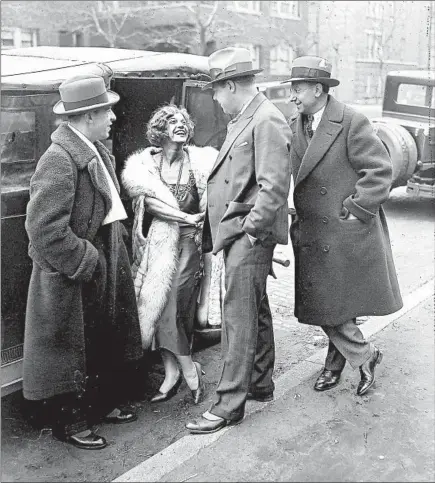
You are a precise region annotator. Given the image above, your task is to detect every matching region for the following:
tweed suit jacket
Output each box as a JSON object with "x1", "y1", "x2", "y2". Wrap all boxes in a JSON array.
[{"x1": 203, "y1": 92, "x2": 292, "y2": 255}]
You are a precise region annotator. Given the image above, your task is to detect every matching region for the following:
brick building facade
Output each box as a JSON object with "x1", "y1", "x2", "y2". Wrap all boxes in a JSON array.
[
  {"x1": 1, "y1": 1, "x2": 309, "y2": 82},
  {"x1": 307, "y1": 0, "x2": 432, "y2": 103}
]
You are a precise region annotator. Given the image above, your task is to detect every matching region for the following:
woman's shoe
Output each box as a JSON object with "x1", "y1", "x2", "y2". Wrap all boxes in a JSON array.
[
  {"x1": 191, "y1": 361, "x2": 205, "y2": 405},
  {"x1": 150, "y1": 373, "x2": 182, "y2": 403}
]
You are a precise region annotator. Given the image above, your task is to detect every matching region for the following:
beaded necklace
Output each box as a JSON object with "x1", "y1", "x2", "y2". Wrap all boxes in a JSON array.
[{"x1": 158, "y1": 150, "x2": 195, "y2": 202}]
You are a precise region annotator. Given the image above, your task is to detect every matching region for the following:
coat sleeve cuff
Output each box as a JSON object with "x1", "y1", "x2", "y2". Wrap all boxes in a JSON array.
[
  {"x1": 343, "y1": 196, "x2": 376, "y2": 223},
  {"x1": 67, "y1": 240, "x2": 99, "y2": 282}
]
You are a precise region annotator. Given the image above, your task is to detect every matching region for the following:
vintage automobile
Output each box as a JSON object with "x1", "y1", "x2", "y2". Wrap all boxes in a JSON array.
[
  {"x1": 257, "y1": 81, "x2": 296, "y2": 119},
  {"x1": 1, "y1": 46, "x2": 231, "y2": 396},
  {"x1": 371, "y1": 70, "x2": 435, "y2": 197}
]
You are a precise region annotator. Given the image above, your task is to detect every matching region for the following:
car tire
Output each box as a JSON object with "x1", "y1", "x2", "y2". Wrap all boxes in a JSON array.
[{"x1": 372, "y1": 121, "x2": 418, "y2": 188}]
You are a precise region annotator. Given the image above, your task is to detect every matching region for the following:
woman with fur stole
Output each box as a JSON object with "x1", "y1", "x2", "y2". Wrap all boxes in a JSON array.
[{"x1": 122, "y1": 105, "x2": 219, "y2": 404}]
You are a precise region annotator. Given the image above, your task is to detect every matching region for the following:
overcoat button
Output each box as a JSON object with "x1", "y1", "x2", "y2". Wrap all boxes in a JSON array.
[
  {"x1": 225, "y1": 179, "x2": 229, "y2": 184},
  {"x1": 322, "y1": 216, "x2": 329, "y2": 224},
  {"x1": 320, "y1": 187, "x2": 327, "y2": 195},
  {"x1": 322, "y1": 245, "x2": 330, "y2": 252},
  {"x1": 229, "y1": 155, "x2": 232, "y2": 160},
  {"x1": 225, "y1": 203, "x2": 229, "y2": 208}
]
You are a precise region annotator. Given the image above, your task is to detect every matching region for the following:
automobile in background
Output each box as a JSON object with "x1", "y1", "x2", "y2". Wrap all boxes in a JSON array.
[
  {"x1": 1, "y1": 46, "x2": 231, "y2": 397},
  {"x1": 257, "y1": 81, "x2": 296, "y2": 119},
  {"x1": 371, "y1": 70, "x2": 434, "y2": 198}
]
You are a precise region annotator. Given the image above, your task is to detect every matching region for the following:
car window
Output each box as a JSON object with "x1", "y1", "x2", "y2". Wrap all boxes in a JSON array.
[
  {"x1": 183, "y1": 84, "x2": 230, "y2": 150},
  {"x1": 267, "y1": 86, "x2": 290, "y2": 100},
  {"x1": 1, "y1": 110, "x2": 36, "y2": 192},
  {"x1": 396, "y1": 83, "x2": 428, "y2": 108}
]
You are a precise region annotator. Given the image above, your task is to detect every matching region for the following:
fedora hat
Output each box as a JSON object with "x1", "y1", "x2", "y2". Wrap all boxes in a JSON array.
[
  {"x1": 203, "y1": 47, "x2": 263, "y2": 89},
  {"x1": 53, "y1": 74, "x2": 120, "y2": 115},
  {"x1": 281, "y1": 56, "x2": 340, "y2": 87}
]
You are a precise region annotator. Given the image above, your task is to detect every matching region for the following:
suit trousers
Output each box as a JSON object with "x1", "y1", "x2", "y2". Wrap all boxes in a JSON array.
[
  {"x1": 322, "y1": 319, "x2": 373, "y2": 371},
  {"x1": 210, "y1": 234, "x2": 275, "y2": 421}
]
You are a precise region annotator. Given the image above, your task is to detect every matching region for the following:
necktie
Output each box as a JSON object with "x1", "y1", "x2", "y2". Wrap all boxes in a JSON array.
[{"x1": 305, "y1": 114, "x2": 314, "y2": 139}]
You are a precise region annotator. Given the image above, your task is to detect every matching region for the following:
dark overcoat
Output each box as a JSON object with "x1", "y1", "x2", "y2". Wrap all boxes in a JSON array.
[
  {"x1": 203, "y1": 92, "x2": 292, "y2": 255},
  {"x1": 289, "y1": 96, "x2": 403, "y2": 327},
  {"x1": 23, "y1": 122, "x2": 142, "y2": 401}
]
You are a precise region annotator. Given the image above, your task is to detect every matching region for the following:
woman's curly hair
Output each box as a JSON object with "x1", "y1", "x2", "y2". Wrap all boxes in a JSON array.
[{"x1": 146, "y1": 104, "x2": 195, "y2": 147}]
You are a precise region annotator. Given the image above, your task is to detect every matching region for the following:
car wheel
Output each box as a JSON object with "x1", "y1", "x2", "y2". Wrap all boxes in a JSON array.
[{"x1": 372, "y1": 121, "x2": 418, "y2": 188}]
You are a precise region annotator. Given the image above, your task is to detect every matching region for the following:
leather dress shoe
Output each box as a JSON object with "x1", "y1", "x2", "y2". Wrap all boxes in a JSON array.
[
  {"x1": 103, "y1": 409, "x2": 137, "y2": 424},
  {"x1": 185, "y1": 414, "x2": 244, "y2": 434},
  {"x1": 53, "y1": 431, "x2": 107, "y2": 450},
  {"x1": 150, "y1": 373, "x2": 182, "y2": 403},
  {"x1": 314, "y1": 369, "x2": 342, "y2": 391},
  {"x1": 191, "y1": 361, "x2": 206, "y2": 405},
  {"x1": 357, "y1": 347, "x2": 383, "y2": 396},
  {"x1": 247, "y1": 391, "x2": 274, "y2": 402}
]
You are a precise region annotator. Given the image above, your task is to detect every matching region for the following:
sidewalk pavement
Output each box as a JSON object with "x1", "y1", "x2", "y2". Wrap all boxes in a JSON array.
[{"x1": 116, "y1": 283, "x2": 434, "y2": 482}]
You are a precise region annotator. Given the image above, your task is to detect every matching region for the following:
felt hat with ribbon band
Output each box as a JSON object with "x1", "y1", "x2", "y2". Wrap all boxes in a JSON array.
[
  {"x1": 281, "y1": 56, "x2": 340, "y2": 87},
  {"x1": 53, "y1": 74, "x2": 120, "y2": 115},
  {"x1": 202, "y1": 47, "x2": 263, "y2": 89}
]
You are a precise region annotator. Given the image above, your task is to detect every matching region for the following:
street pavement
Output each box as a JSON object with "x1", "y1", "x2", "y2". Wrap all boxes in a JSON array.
[
  {"x1": 117, "y1": 294, "x2": 435, "y2": 483},
  {"x1": 1, "y1": 187, "x2": 433, "y2": 482}
]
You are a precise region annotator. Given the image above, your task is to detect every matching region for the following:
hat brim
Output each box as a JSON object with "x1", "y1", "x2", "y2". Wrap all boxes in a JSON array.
[
  {"x1": 53, "y1": 90, "x2": 120, "y2": 115},
  {"x1": 280, "y1": 77, "x2": 340, "y2": 87},
  {"x1": 202, "y1": 69, "x2": 263, "y2": 89}
]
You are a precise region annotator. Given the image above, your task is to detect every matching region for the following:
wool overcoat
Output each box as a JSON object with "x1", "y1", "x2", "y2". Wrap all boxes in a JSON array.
[
  {"x1": 23, "y1": 122, "x2": 142, "y2": 401},
  {"x1": 289, "y1": 95, "x2": 403, "y2": 326},
  {"x1": 202, "y1": 92, "x2": 292, "y2": 255}
]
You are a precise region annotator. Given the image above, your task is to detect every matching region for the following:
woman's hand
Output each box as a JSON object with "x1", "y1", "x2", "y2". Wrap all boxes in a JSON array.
[{"x1": 185, "y1": 212, "x2": 205, "y2": 227}]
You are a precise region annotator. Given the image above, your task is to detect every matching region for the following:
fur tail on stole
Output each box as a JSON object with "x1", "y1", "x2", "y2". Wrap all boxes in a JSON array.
[{"x1": 131, "y1": 196, "x2": 180, "y2": 349}]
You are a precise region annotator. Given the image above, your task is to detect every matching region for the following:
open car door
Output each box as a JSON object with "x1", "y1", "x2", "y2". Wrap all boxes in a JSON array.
[{"x1": 181, "y1": 79, "x2": 230, "y2": 151}]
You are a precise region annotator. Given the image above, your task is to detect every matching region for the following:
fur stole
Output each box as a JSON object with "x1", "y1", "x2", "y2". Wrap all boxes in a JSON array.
[{"x1": 122, "y1": 144, "x2": 218, "y2": 349}]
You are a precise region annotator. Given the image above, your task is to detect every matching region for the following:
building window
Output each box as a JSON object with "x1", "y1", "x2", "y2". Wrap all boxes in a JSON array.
[
  {"x1": 1, "y1": 28, "x2": 38, "y2": 49},
  {"x1": 231, "y1": 1, "x2": 261, "y2": 14},
  {"x1": 366, "y1": 75, "x2": 372, "y2": 97},
  {"x1": 366, "y1": 30, "x2": 383, "y2": 59},
  {"x1": 377, "y1": 77, "x2": 383, "y2": 99},
  {"x1": 234, "y1": 43, "x2": 261, "y2": 69},
  {"x1": 1, "y1": 29, "x2": 15, "y2": 49},
  {"x1": 270, "y1": 44, "x2": 294, "y2": 75},
  {"x1": 59, "y1": 30, "x2": 84, "y2": 47},
  {"x1": 270, "y1": 1, "x2": 300, "y2": 19}
]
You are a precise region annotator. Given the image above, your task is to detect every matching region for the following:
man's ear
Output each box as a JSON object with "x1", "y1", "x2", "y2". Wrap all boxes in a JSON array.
[
  {"x1": 85, "y1": 111, "x2": 95, "y2": 124},
  {"x1": 227, "y1": 80, "x2": 236, "y2": 92},
  {"x1": 314, "y1": 83, "x2": 323, "y2": 97}
]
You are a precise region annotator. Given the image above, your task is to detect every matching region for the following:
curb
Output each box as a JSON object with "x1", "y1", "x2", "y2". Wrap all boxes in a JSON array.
[{"x1": 114, "y1": 279, "x2": 434, "y2": 482}]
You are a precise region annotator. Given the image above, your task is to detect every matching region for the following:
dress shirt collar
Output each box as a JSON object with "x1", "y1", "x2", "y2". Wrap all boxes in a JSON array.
[
  {"x1": 68, "y1": 123, "x2": 99, "y2": 155},
  {"x1": 311, "y1": 104, "x2": 326, "y2": 131},
  {"x1": 227, "y1": 94, "x2": 257, "y2": 128}
]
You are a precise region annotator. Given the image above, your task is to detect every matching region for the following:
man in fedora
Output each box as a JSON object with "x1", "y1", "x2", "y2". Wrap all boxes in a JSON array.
[
  {"x1": 23, "y1": 74, "x2": 143, "y2": 449},
  {"x1": 283, "y1": 56, "x2": 403, "y2": 395},
  {"x1": 185, "y1": 47, "x2": 291, "y2": 434}
]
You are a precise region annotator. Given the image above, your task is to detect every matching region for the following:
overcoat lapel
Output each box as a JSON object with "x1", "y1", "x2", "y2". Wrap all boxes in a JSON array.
[
  {"x1": 52, "y1": 123, "x2": 113, "y2": 214},
  {"x1": 95, "y1": 142, "x2": 120, "y2": 192},
  {"x1": 294, "y1": 96, "x2": 344, "y2": 188},
  {"x1": 208, "y1": 93, "x2": 266, "y2": 179}
]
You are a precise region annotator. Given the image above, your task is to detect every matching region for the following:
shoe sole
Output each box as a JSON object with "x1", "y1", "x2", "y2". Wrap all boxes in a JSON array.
[
  {"x1": 314, "y1": 379, "x2": 340, "y2": 391},
  {"x1": 314, "y1": 383, "x2": 339, "y2": 392},
  {"x1": 53, "y1": 435, "x2": 108, "y2": 450},
  {"x1": 247, "y1": 395, "x2": 274, "y2": 402},
  {"x1": 187, "y1": 418, "x2": 244, "y2": 435},
  {"x1": 357, "y1": 351, "x2": 383, "y2": 396},
  {"x1": 103, "y1": 415, "x2": 138, "y2": 424}
]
